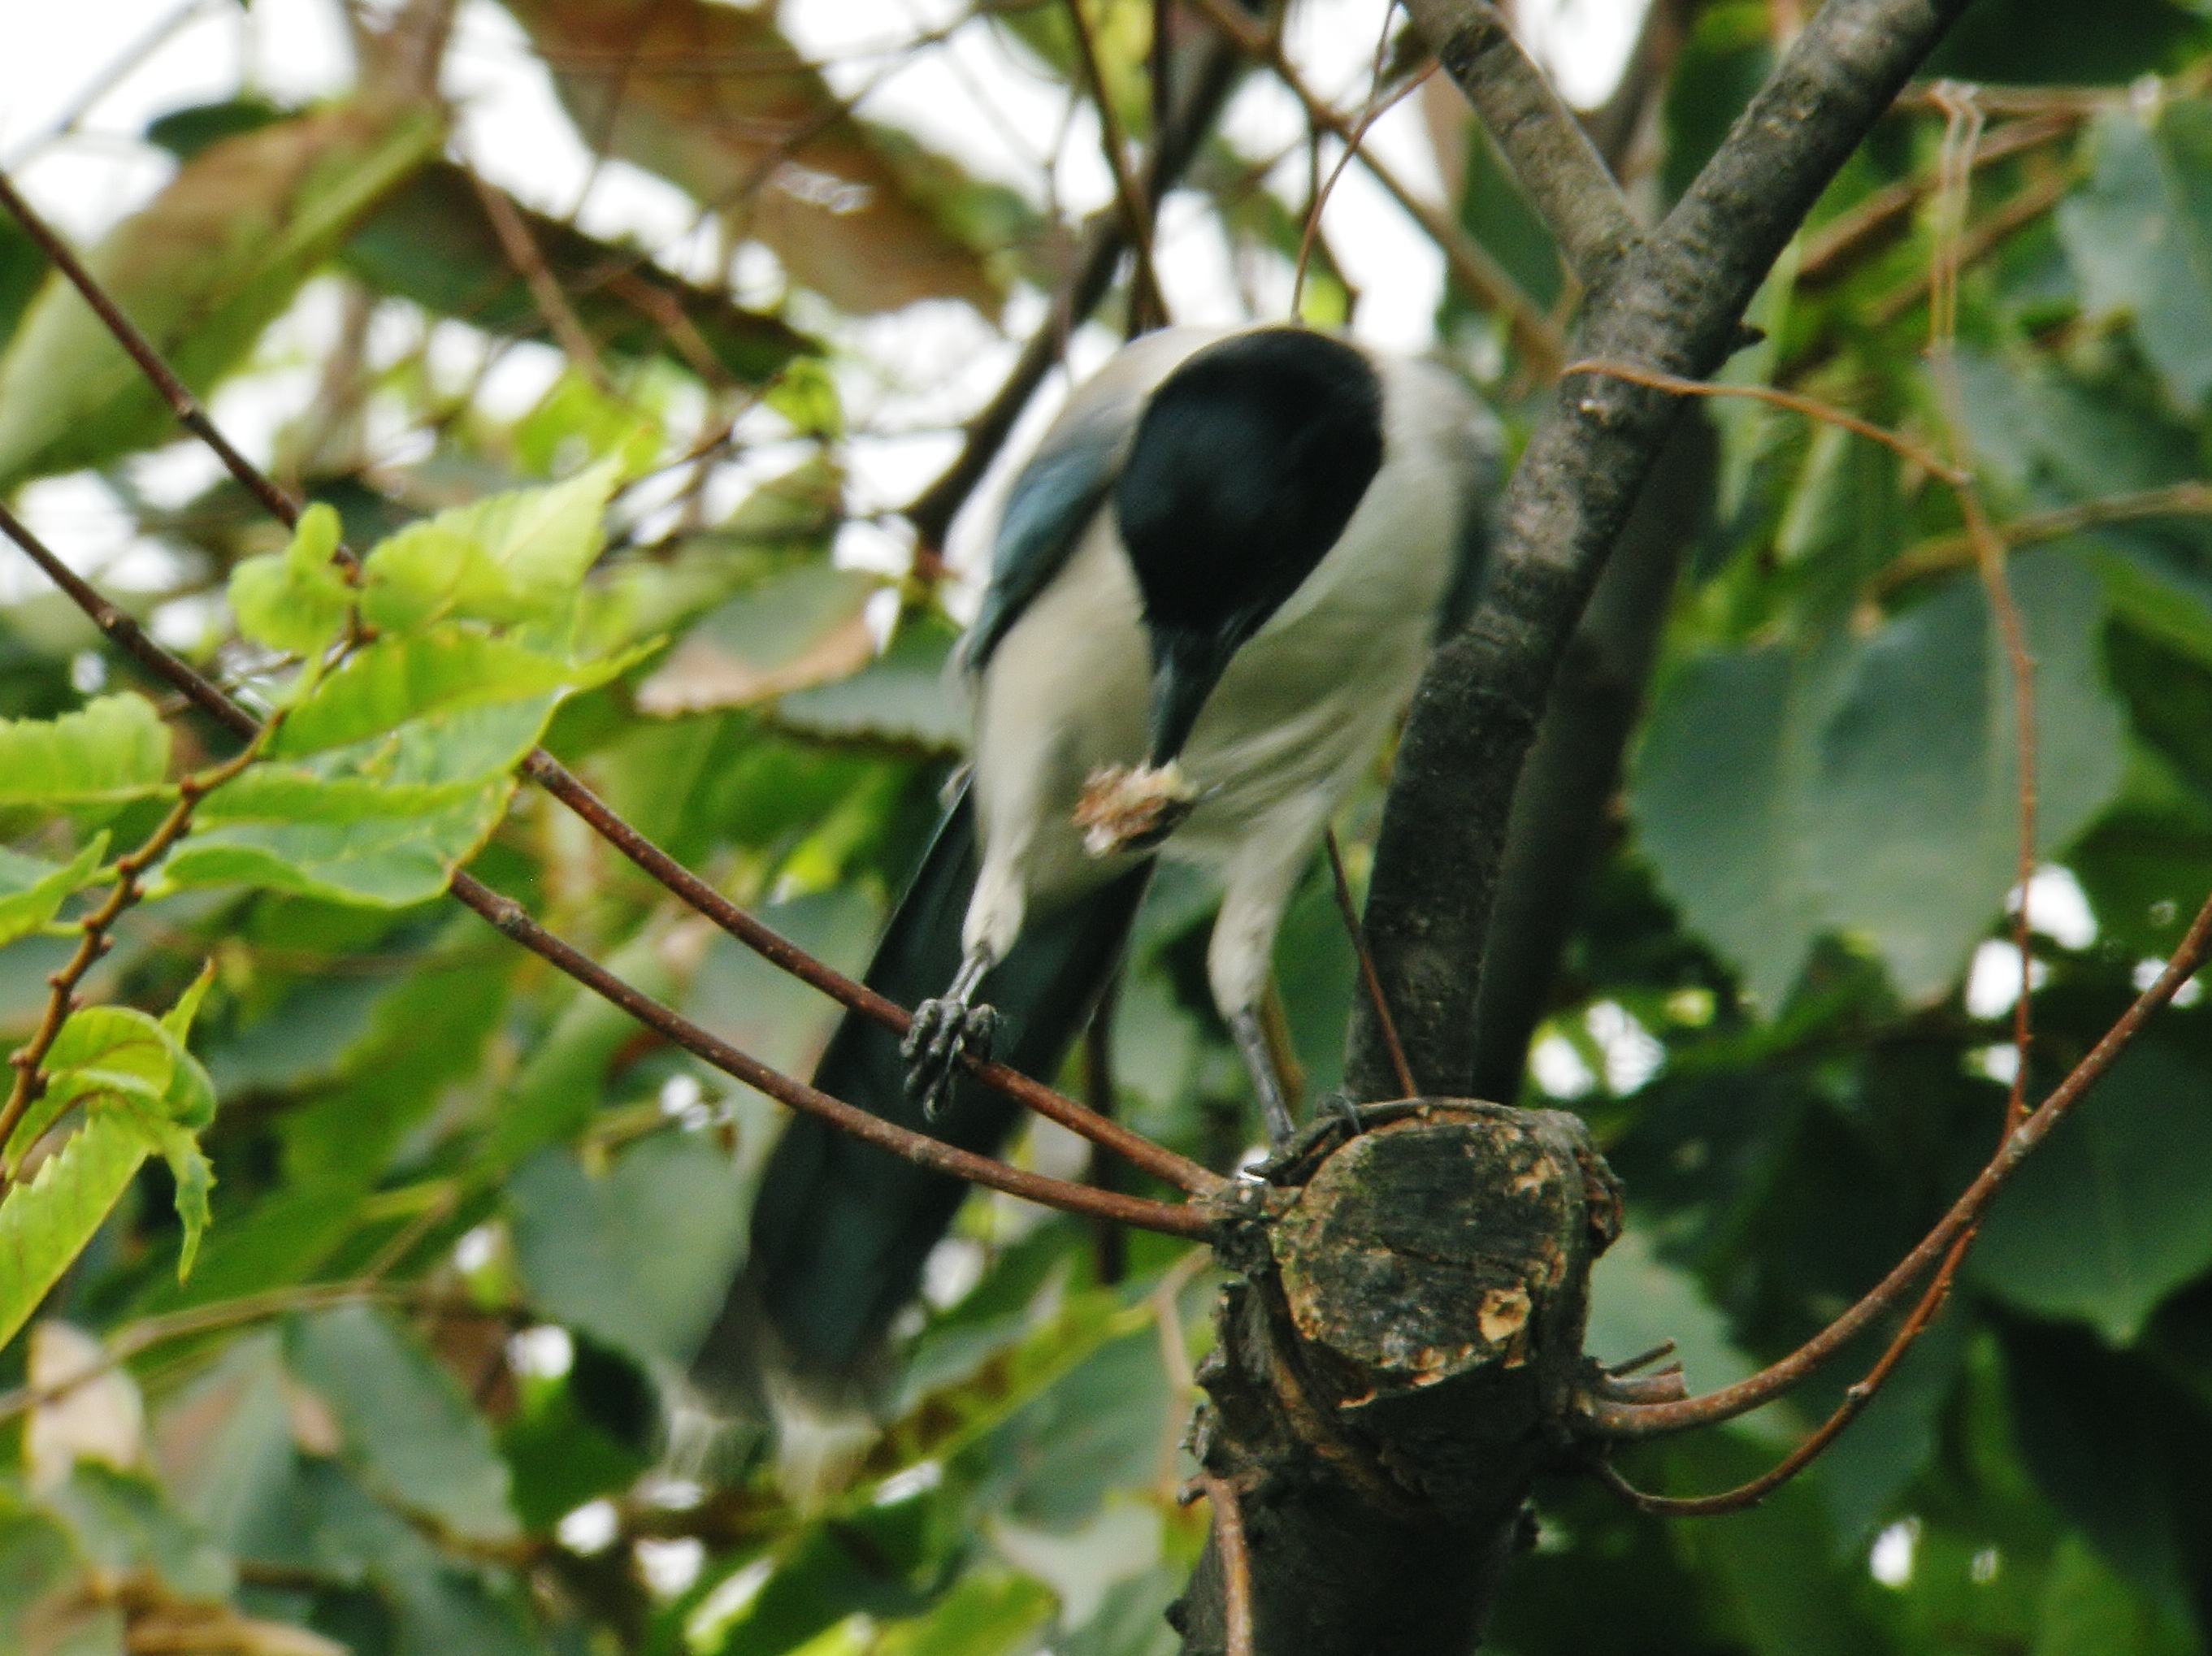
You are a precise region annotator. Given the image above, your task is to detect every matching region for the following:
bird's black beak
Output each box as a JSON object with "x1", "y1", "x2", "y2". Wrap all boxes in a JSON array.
[{"x1": 1146, "y1": 627, "x2": 1238, "y2": 767}]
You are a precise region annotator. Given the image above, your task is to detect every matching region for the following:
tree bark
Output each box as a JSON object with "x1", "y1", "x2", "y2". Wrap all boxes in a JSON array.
[{"x1": 1175, "y1": 1104, "x2": 1620, "y2": 1655}]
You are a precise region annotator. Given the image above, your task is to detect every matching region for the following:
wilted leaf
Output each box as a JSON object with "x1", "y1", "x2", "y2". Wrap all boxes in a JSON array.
[
  {"x1": 498, "y1": 0, "x2": 1000, "y2": 314},
  {"x1": 775, "y1": 612, "x2": 966, "y2": 752},
  {"x1": 0, "y1": 835, "x2": 107, "y2": 950},
  {"x1": 0, "y1": 696, "x2": 169, "y2": 812},
  {"x1": 636, "y1": 563, "x2": 877, "y2": 716},
  {"x1": 340, "y1": 159, "x2": 814, "y2": 384},
  {"x1": 0, "y1": 100, "x2": 443, "y2": 487}
]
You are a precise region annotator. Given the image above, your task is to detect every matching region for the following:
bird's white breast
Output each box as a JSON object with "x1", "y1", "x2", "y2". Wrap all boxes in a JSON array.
[{"x1": 962, "y1": 351, "x2": 1481, "y2": 963}]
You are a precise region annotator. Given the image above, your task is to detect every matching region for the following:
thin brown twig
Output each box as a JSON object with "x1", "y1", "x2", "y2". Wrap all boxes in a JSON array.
[
  {"x1": 1564, "y1": 358, "x2": 1968, "y2": 484},
  {"x1": 0, "y1": 169, "x2": 306, "y2": 534},
  {"x1": 0, "y1": 736, "x2": 266, "y2": 1181},
  {"x1": 1292, "y1": 11, "x2": 1420, "y2": 317},
  {"x1": 1926, "y1": 81, "x2": 2037, "y2": 1132},
  {"x1": 0, "y1": 180, "x2": 1217, "y2": 1201},
  {"x1": 519, "y1": 753, "x2": 1222, "y2": 1194},
  {"x1": 1879, "y1": 481, "x2": 2212, "y2": 592},
  {"x1": 1588, "y1": 880, "x2": 2212, "y2": 1439},
  {"x1": 1795, "y1": 111, "x2": 2075, "y2": 287},
  {"x1": 1061, "y1": 0, "x2": 1167, "y2": 332},
  {"x1": 0, "y1": 1280, "x2": 518, "y2": 1427},
  {"x1": 1863, "y1": 163, "x2": 2073, "y2": 331},
  {"x1": 1186, "y1": 1473, "x2": 1256, "y2": 1656},
  {"x1": 1323, "y1": 830, "x2": 1416, "y2": 1100},
  {"x1": 1598, "y1": 1228, "x2": 1972, "y2": 1514}
]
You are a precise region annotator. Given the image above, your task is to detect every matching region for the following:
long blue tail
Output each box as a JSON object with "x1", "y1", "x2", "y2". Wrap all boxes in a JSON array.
[{"x1": 689, "y1": 791, "x2": 1151, "y2": 1400}]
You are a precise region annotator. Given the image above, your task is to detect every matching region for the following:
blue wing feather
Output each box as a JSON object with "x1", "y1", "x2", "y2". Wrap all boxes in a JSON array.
[{"x1": 964, "y1": 383, "x2": 1147, "y2": 670}]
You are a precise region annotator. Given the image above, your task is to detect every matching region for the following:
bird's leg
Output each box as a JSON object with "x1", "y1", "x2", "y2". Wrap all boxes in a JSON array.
[
  {"x1": 904, "y1": 949, "x2": 1000, "y2": 1121},
  {"x1": 1229, "y1": 1007, "x2": 1298, "y2": 1147}
]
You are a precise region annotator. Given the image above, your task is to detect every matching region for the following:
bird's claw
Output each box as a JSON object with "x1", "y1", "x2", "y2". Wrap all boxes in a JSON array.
[{"x1": 902, "y1": 997, "x2": 1000, "y2": 1119}]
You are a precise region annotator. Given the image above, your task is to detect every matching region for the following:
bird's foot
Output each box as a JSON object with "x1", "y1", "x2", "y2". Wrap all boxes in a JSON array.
[{"x1": 902, "y1": 996, "x2": 1000, "y2": 1119}]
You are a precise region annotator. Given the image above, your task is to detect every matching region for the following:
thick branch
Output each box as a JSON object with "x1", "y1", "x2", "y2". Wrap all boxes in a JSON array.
[
  {"x1": 1400, "y1": 0, "x2": 1636, "y2": 284},
  {"x1": 1348, "y1": 0, "x2": 1976, "y2": 1100}
]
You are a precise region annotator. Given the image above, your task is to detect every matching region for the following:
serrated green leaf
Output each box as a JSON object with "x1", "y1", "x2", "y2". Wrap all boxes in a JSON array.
[
  {"x1": 162, "y1": 777, "x2": 514, "y2": 907},
  {"x1": 271, "y1": 626, "x2": 637, "y2": 758},
  {"x1": 361, "y1": 458, "x2": 624, "y2": 637},
  {"x1": 206, "y1": 696, "x2": 559, "y2": 825},
  {"x1": 145, "y1": 1117, "x2": 214, "y2": 1279},
  {"x1": 227, "y1": 501, "x2": 353, "y2": 655},
  {"x1": 0, "y1": 695, "x2": 169, "y2": 810},
  {"x1": 0, "y1": 832, "x2": 106, "y2": 947},
  {"x1": 0, "y1": 1104, "x2": 150, "y2": 1349},
  {"x1": 37, "y1": 1005, "x2": 177, "y2": 1117}
]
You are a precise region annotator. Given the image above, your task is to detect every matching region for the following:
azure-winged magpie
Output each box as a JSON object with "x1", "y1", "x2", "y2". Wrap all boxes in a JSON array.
[{"x1": 691, "y1": 323, "x2": 1499, "y2": 1407}]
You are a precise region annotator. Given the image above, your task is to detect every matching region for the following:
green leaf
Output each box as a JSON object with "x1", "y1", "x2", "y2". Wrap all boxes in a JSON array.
[
  {"x1": 0, "y1": 102, "x2": 443, "y2": 488},
  {"x1": 872, "y1": 1570, "x2": 1056, "y2": 1656},
  {"x1": 0, "y1": 694, "x2": 169, "y2": 811},
  {"x1": 1971, "y1": 1039, "x2": 2212, "y2": 1342},
  {"x1": 1633, "y1": 553, "x2": 2127, "y2": 1010},
  {"x1": 0, "y1": 1104, "x2": 151, "y2": 1349},
  {"x1": 0, "y1": 833, "x2": 106, "y2": 947},
  {"x1": 226, "y1": 501, "x2": 353, "y2": 656},
  {"x1": 507, "y1": 1133, "x2": 751, "y2": 1369},
  {"x1": 162, "y1": 776, "x2": 514, "y2": 907},
  {"x1": 44, "y1": 1464, "x2": 233, "y2": 1601},
  {"x1": 359, "y1": 457, "x2": 624, "y2": 635},
  {"x1": 271, "y1": 626, "x2": 635, "y2": 758},
  {"x1": 208, "y1": 696, "x2": 559, "y2": 823},
  {"x1": 37, "y1": 1005, "x2": 179, "y2": 1119},
  {"x1": 287, "y1": 1303, "x2": 518, "y2": 1541},
  {"x1": 2031, "y1": 1533, "x2": 2200, "y2": 1656},
  {"x1": 2058, "y1": 100, "x2": 2212, "y2": 414}
]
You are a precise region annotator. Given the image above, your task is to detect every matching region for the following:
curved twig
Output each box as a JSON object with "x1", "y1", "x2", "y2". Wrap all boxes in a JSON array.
[
  {"x1": 0, "y1": 514, "x2": 1212, "y2": 1242},
  {"x1": 0, "y1": 168, "x2": 1221, "y2": 1199},
  {"x1": 1588, "y1": 882, "x2": 2212, "y2": 1439}
]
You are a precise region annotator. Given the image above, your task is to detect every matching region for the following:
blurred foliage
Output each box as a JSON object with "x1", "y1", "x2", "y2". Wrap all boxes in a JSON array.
[{"x1": 0, "y1": 0, "x2": 2209, "y2": 1653}]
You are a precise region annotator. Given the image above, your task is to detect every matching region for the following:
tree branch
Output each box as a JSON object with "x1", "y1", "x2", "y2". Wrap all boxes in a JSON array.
[
  {"x1": 1347, "y1": 0, "x2": 1977, "y2": 1100},
  {"x1": 1399, "y1": 0, "x2": 1636, "y2": 285}
]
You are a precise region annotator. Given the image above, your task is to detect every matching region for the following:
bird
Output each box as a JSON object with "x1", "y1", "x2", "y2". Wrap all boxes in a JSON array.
[{"x1": 688, "y1": 322, "x2": 1501, "y2": 1415}]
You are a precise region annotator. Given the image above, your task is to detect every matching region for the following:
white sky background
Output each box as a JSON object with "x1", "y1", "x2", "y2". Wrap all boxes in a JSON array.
[{"x1": 0, "y1": 0, "x2": 1646, "y2": 609}]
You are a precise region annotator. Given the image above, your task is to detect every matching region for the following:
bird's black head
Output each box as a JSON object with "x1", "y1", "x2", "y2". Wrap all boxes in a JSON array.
[{"x1": 1112, "y1": 327, "x2": 1386, "y2": 764}]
